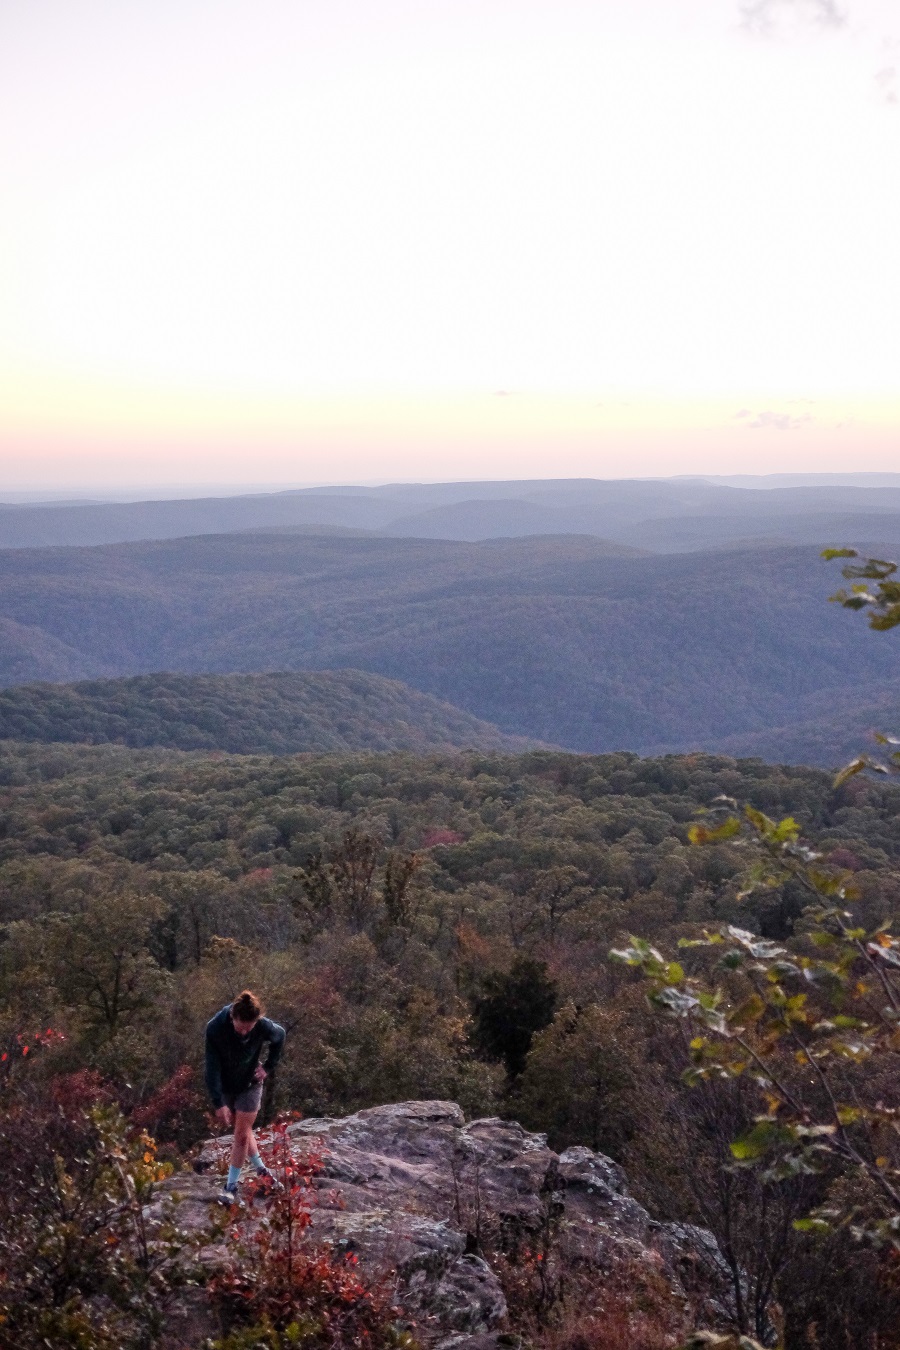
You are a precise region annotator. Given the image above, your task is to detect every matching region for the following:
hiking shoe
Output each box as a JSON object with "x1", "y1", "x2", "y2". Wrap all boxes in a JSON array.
[
  {"x1": 251, "y1": 1165, "x2": 283, "y2": 1194},
  {"x1": 216, "y1": 1182, "x2": 243, "y2": 1207}
]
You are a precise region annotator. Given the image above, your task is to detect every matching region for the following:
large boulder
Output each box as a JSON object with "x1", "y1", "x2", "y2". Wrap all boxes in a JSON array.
[{"x1": 147, "y1": 1100, "x2": 737, "y2": 1347}]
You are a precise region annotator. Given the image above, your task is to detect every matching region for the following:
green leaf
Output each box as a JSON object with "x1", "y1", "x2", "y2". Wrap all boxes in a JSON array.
[
  {"x1": 821, "y1": 548, "x2": 858, "y2": 560},
  {"x1": 732, "y1": 993, "x2": 765, "y2": 1026},
  {"x1": 744, "y1": 805, "x2": 774, "y2": 835},
  {"x1": 722, "y1": 925, "x2": 787, "y2": 960},
  {"x1": 870, "y1": 606, "x2": 900, "y2": 631},
  {"x1": 833, "y1": 757, "x2": 867, "y2": 789},
  {"x1": 730, "y1": 1120, "x2": 791, "y2": 1161},
  {"x1": 609, "y1": 947, "x2": 640, "y2": 966},
  {"x1": 770, "y1": 960, "x2": 802, "y2": 979},
  {"x1": 651, "y1": 986, "x2": 700, "y2": 1017},
  {"x1": 610, "y1": 937, "x2": 665, "y2": 967},
  {"x1": 842, "y1": 557, "x2": 897, "y2": 580},
  {"x1": 688, "y1": 816, "x2": 741, "y2": 845},
  {"x1": 830, "y1": 591, "x2": 872, "y2": 609},
  {"x1": 793, "y1": 1217, "x2": 831, "y2": 1234}
]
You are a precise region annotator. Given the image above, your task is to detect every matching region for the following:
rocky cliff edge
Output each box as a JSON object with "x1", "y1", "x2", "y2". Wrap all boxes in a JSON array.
[{"x1": 146, "y1": 1100, "x2": 737, "y2": 1347}]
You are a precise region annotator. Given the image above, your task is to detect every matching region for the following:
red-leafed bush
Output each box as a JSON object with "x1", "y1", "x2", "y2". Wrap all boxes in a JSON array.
[
  {"x1": 420, "y1": 828, "x2": 464, "y2": 848},
  {"x1": 827, "y1": 846, "x2": 862, "y2": 871},
  {"x1": 0, "y1": 1046, "x2": 198, "y2": 1350},
  {"x1": 244, "y1": 867, "x2": 274, "y2": 884},
  {"x1": 491, "y1": 1239, "x2": 687, "y2": 1350},
  {"x1": 49, "y1": 1067, "x2": 116, "y2": 1116},
  {"x1": 129, "y1": 1063, "x2": 208, "y2": 1148},
  {"x1": 209, "y1": 1121, "x2": 411, "y2": 1349},
  {"x1": 0, "y1": 1026, "x2": 65, "y2": 1087}
]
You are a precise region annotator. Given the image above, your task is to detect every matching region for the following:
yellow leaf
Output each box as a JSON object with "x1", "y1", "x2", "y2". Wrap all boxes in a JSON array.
[{"x1": 833, "y1": 758, "x2": 867, "y2": 789}]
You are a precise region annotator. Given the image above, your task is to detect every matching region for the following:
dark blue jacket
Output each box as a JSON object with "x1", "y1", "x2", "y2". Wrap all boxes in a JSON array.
[{"x1": 204, "y1": 1005, "x2": 285, "y2": 1107}]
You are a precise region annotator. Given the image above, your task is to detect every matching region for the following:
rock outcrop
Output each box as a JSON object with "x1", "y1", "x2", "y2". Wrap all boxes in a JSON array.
[{"x1": 147, "y1": 1100, "x2": 736, "y2": 1347}]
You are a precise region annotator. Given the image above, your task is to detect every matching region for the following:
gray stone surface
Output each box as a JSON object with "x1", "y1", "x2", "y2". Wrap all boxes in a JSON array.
[{"x1": 149, "y1": 1099, "x2": 737, "y2": 1344}]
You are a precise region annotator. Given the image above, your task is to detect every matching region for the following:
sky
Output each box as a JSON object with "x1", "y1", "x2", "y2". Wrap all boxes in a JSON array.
[{"x1": 1, "y1": 0, "x2": 899, "y2": 492}]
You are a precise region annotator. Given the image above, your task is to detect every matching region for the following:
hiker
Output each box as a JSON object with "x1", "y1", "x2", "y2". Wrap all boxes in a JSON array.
[{"x1": 204, "y1": 988, "x2": 286, "y2": 1203}]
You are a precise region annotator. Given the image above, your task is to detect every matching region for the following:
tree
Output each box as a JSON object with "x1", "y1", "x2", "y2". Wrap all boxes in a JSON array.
[
  {"x1": 528, "y1": 866, "x2": 592, "y2": 946},
  {"x1": 151, "y1": 870, "x2": 230, "y2": 968},
  {"x1": 296, "y1": 829, "x2": 383, "y2": 932},
  {"x1": 381, "y1": 848, "x2": 424, "y2": 929},
  {"x1": 472, "y1": 956, "x2": 557, "y2": 1077},
  {"x1": 515, "y1": 1000, "x2": 637, "y2": 1154},
  {"x1": 8, "y1": 892, "x2": 172, "y2": 1042}
]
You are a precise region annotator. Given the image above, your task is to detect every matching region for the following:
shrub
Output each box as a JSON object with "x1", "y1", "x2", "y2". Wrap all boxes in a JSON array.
[
  {"x1": 208, "y1": 1121, "x2": 415, "y2": 1349},
  {"x1": 0, "y1": 1089, "x2": 197, "y2": 1350}
]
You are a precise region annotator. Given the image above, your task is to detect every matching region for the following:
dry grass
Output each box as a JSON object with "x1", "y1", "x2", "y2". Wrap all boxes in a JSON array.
[{"x1": 491, "y1": 1247, "x2": 689, "y2": 1350}]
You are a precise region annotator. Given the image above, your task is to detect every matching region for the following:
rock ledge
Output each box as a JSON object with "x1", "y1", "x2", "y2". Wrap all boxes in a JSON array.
[{"x1": 149, "y1": 1100, "x2": 734, "y2": 1347}]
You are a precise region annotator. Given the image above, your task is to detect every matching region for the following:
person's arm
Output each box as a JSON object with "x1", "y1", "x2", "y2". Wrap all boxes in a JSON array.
[
  {"x1": 262, "y1": 1019, "x2": 286, "y2": 1074},
  {"x1": 204, "y1": 1024, "x2": 225, "y2": 1109}
]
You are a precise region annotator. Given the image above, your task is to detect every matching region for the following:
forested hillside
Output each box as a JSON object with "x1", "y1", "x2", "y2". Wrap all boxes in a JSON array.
[
  {"x1": 5, "y1": 741, "x2": 899, "y2": 1113},
  {"x1": 1, "y1": 531, "x2": 897, "y2": 757},
  {"x1": 712, "y1": 686, "x2": 900, "y2": 767},
  {"x1": 0, "y1": 670, "x2": 537, "y2": 754},
  {"x1": 3, "y1": 741, "x2": 900, "y2": 1344}
]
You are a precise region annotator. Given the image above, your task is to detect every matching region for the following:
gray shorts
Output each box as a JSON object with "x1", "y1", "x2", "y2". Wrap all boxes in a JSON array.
[{"x1": 223, "y1": 1083, "x2": 263, "y2": 1115}]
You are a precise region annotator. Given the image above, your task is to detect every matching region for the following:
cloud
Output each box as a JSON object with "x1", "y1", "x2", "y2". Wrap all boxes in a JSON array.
[
  {"x1": 746, "y1": 409, "x2": 814, "y2": 430},
  {"x1": 875, "y1": 62, "x2": 899, "y2": 106},
  {"x1": 740, "y1": 0, "x2": 847, "y2": 36}
]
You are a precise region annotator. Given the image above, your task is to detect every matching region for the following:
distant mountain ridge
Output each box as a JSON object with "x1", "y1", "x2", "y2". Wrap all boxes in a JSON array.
[
  {"x1": 4, "y1": 475, "x2": 900, "y2": 554},
  {"x1": 1, "y1": 531, "x2": 897, "y2": 758},
  {"x1": 0, "y1": 670, "x2": 540, "y2": 755}
]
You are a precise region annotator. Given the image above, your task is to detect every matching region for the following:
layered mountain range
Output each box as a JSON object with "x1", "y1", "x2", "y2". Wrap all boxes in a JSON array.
[
  {"x1": 5, "y1": 474, "x2": 900, "y2": 555},
  {"x1": 1, "y1": 520, "x2": 897, "y2": 765}
]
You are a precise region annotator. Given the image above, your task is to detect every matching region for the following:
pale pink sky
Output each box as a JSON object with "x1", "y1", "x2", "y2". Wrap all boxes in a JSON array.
[{"x1": 1, "y1": 0, "x2": 898, "y2": 489}]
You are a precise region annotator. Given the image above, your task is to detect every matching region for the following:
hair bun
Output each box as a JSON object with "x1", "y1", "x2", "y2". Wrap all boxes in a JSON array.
[{"x1": 231, "y1": 989, "x2": 263, "y2": 1021}]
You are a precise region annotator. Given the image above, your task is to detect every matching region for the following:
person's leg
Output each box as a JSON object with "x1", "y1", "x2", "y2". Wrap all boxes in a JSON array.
[
  {"x1": 246, "y1": 1126, "x2": 263, "y2": 1168},
  {"x1": 230, "y1": 1110, "x2": 257, "y2": 1170}
]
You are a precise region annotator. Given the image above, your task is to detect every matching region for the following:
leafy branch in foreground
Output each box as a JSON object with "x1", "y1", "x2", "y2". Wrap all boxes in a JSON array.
[
  {"x1": 819, "y1": 550, "x2": 900, "y2": 786},
  {"x1": 612, "y1": 803, "x2": 900, "y2": 1245},
  {"x1": 822, "y1": 550, "x2": 900, "y2": 632}
]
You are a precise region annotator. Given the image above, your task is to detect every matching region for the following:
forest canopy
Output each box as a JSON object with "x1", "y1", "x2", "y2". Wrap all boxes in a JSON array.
[
  {"x1": 0, "y1": 670, "x2": 536, "y2": 755},
  {"x1": 4, "y1": 740, "x2": 900, "y2": 1345}
]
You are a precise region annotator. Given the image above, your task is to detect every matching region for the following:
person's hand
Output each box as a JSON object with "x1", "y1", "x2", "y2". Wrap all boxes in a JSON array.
[
  {"x1": 215, "y1": 1104, "x2": 234, "y2": 1129},
  {"x1": 253, "y1": 1065, "x2": 267, "y2": 1083}
]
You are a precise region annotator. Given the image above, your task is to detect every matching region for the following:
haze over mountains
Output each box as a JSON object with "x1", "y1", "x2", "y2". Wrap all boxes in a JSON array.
[
  {"x1": 5, "y1": 474, "x2": 900, "y2": 556},
  {"x1": 1, "y1": 509, "x2": 899, "y2": 766}
]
